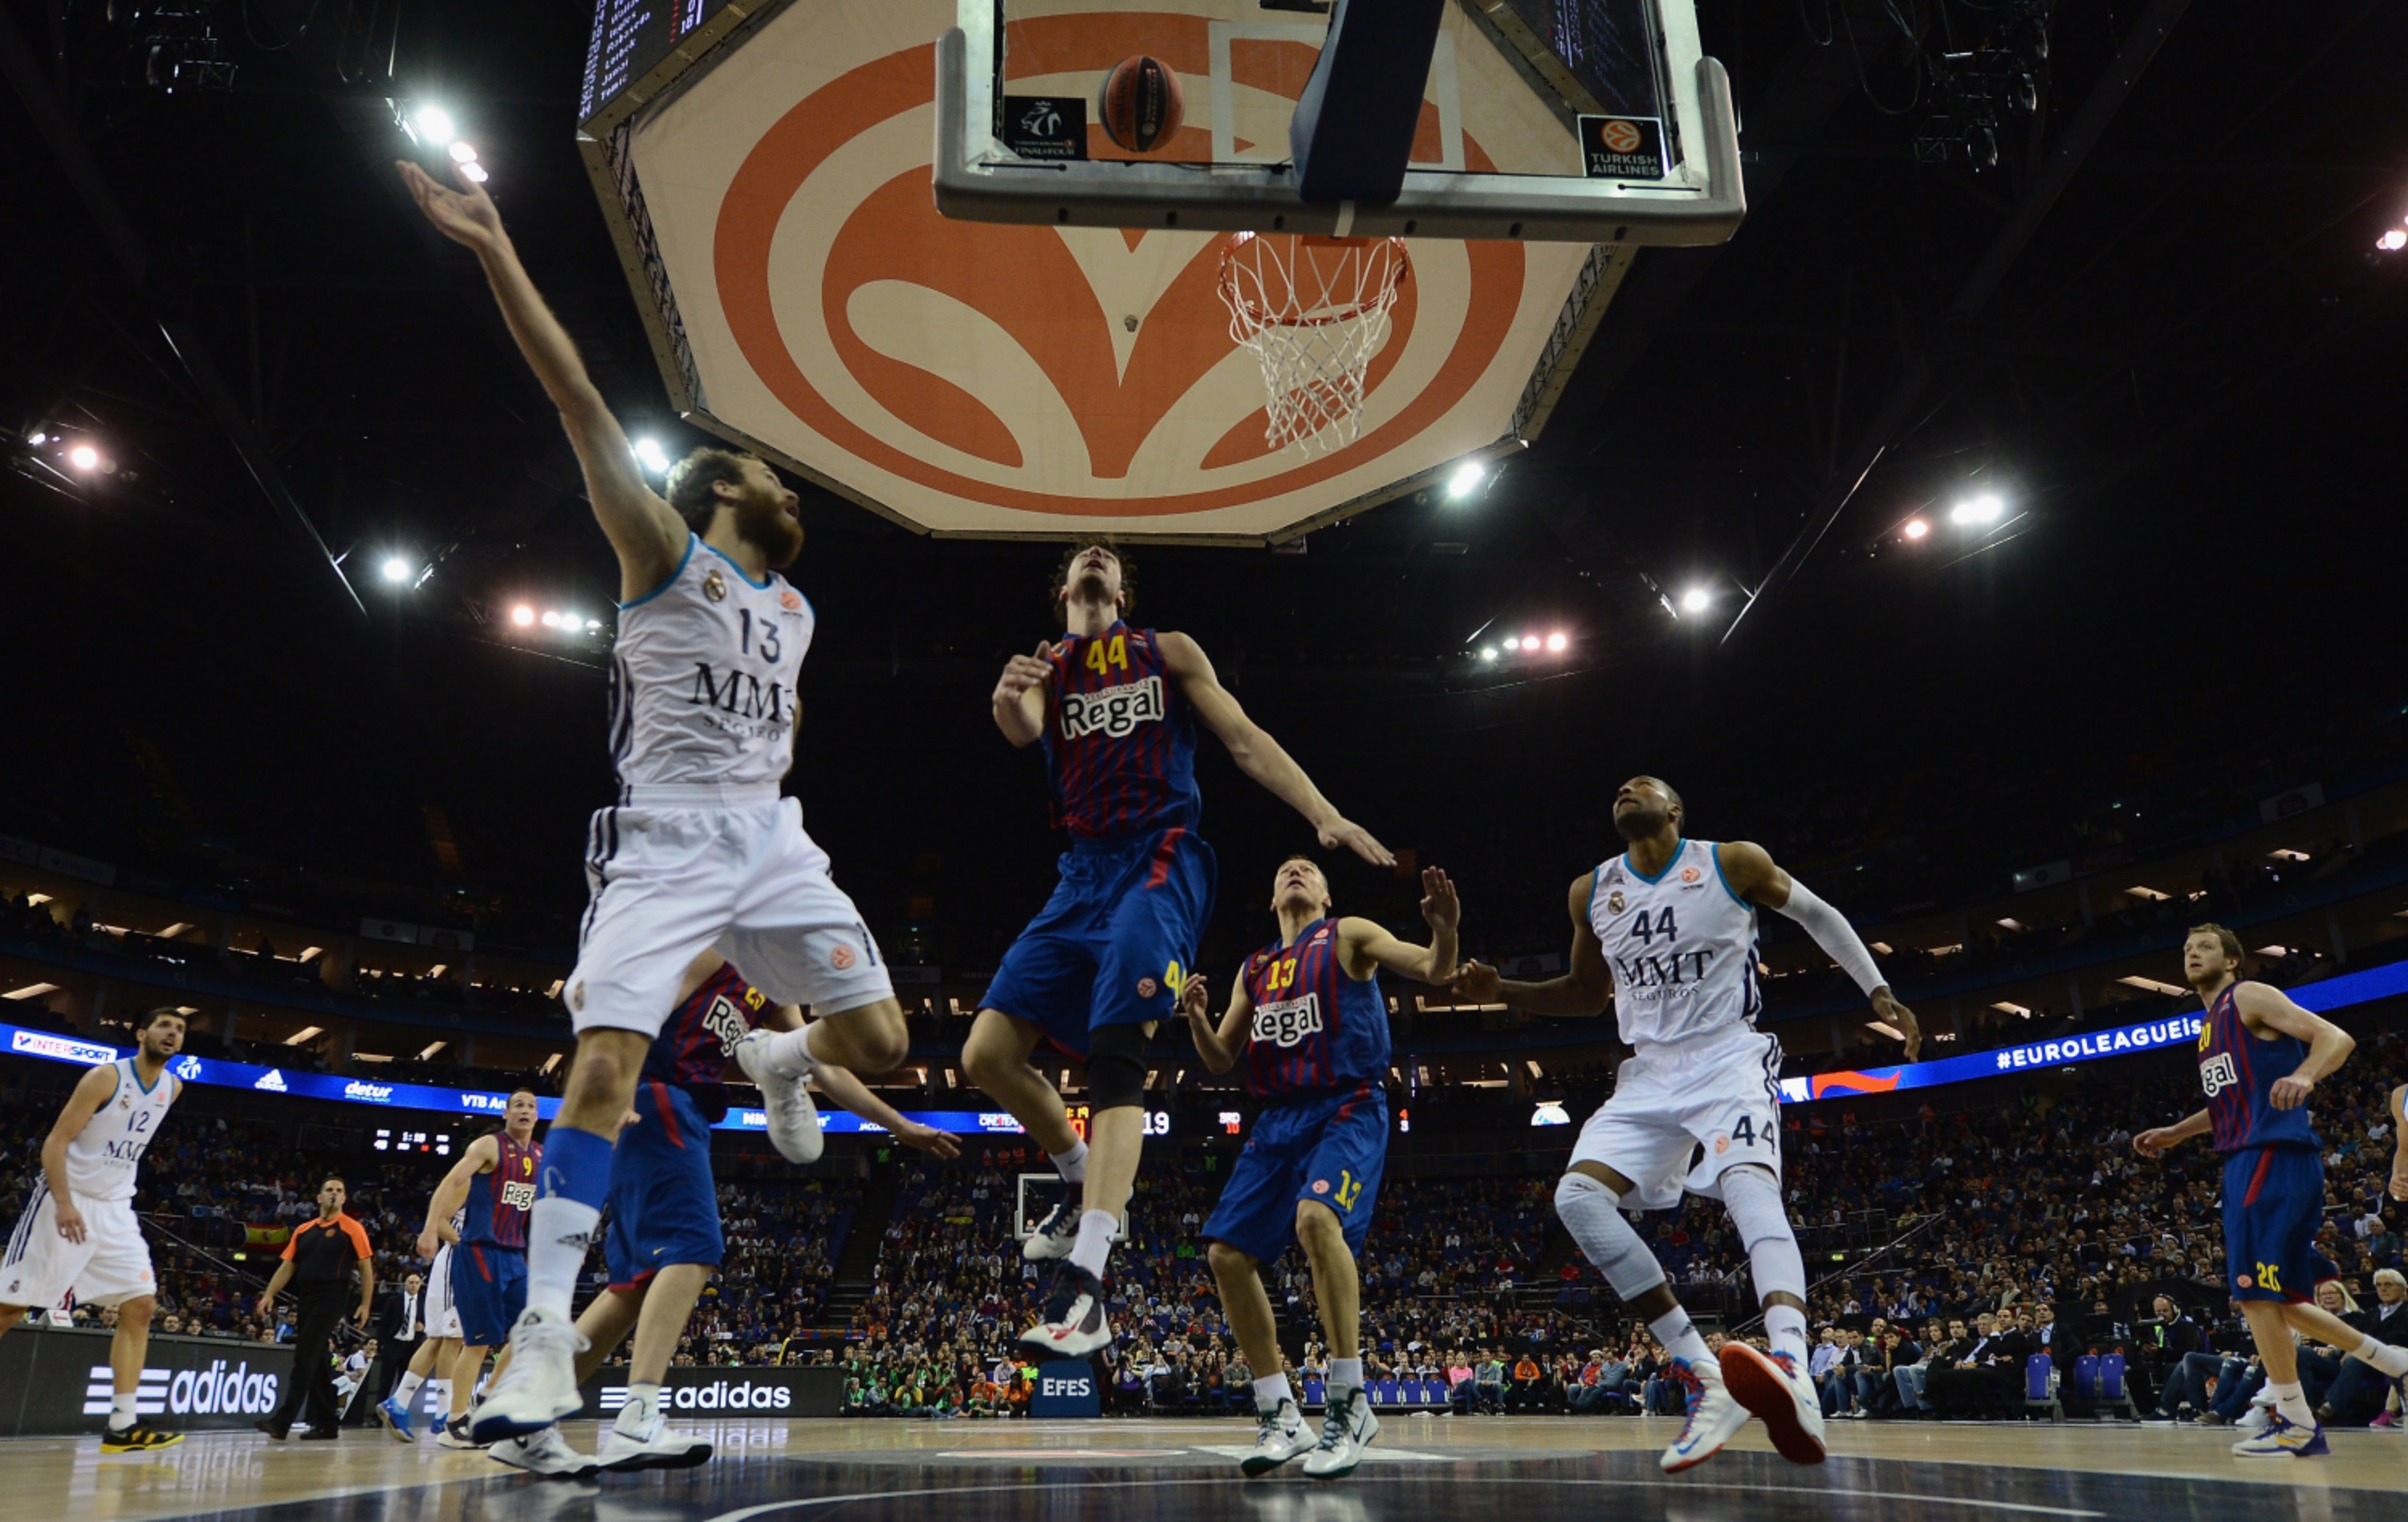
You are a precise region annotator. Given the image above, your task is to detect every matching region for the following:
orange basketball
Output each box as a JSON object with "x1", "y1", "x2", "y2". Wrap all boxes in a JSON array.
[{"x1": 1096, "y1": 55, "x2": 1185, "y2": 153}]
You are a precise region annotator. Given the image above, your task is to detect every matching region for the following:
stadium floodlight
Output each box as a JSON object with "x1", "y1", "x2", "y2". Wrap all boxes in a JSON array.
[
  {"x1": 1545, "y1": 632, "x2": 1568, "y2": 653},
  {"x1": 1679, "y1": 587, "x2": 1711, "y2": 613},
  {"x1": 459, "y1": 162, "x2": 489, "y2": 185},
  {"x1": 1479, "y1": 646, "x2": 1498, "y2": 661},
  {"x1": 1446, "y1": 461, "x2": 1487, "y2": 500},
  {"x1": 562, "y1": 612, "x2": 585, "y2": 631},
  {"x1": 1519, "y1": 635, "x2": 1541, "y2": 652},
  {"x1": 585, "y1": 618, "x2": 604, "y2": 632},
  {"x1": 448, "y1": 140, "x2": 478, "y2": 164},
  {"x1": 67, "y1": 444, "x2": 100, "y2": 470},
  {"x1": 1950, "y1": 493, "x2": 2003, "y2": 524},
  {"x1": 511, "y1": 604, "x2": 535, "y2": 627},
  {"x1": 26, "y1": 429, "x2": 46, "y2": 446},
  {"x1": 413, "y1": 105, "x2": 455, "y2": 145},
  {"x1": 632, "y1": 437, "x2": 672, "y2": 474},
  {"x1": 2381, "y1": 229, "x2": 2407, "y2": 252},
  {"x1": 380, "y1": 556, "x2": 412, "y2": 584},
  {"x1": 1903, "y1": 519, "x2": 1930, "y2": 540}
]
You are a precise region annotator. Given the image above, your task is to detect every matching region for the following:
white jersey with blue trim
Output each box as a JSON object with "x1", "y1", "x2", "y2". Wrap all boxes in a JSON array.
[
  {"x1": 606, "y1": 533, "x2": 816, "y2": 792},
  {"x1": 64, "y1": 1058, "x2": 179, "y2": 1203},
  {"x1": 1589, "y1": 837, "x2": 1763, "y2": 1049}
]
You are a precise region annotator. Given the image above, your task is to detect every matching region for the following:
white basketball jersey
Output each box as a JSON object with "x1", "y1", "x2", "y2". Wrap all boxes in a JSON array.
[
  {"x1": 607, "y1": 534, "x2": 815, "y2": 791},
  {"x1": 65, "y1": 1058, "x2": 179, "y2": 1203},
  {"x1": 1589, "y1": 838, "x2": 1762, "y2": 1048}
]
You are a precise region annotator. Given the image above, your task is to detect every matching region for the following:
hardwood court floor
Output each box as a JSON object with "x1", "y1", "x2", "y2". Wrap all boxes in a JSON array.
[{"x1": 6, "y1": 1414, "x2": 2399, "y2": 1522}]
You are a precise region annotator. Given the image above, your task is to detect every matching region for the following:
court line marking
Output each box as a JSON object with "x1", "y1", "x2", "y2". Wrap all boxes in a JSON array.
[{"x1": 703, "y1": 1473, "x2": 2109, "y2": 1522}]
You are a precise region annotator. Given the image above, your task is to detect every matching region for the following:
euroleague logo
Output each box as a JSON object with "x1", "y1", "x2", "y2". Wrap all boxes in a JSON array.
[
  {"x1": 711, "y1": 21, "x2": 1527, "y2": 518},
  {"x1": 1599, "y1": 119, "x2": 1644, "y2": 154}
]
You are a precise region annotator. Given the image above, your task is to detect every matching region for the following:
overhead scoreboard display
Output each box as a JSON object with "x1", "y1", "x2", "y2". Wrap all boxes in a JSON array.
[{"x1": 580, "y1": 1, "x2": 745, "y2": 122}]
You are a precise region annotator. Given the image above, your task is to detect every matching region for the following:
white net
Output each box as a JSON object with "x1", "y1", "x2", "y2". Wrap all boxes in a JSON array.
[{"x1": 1218, "y1": 234, "x2": 1411, "y2": 455}]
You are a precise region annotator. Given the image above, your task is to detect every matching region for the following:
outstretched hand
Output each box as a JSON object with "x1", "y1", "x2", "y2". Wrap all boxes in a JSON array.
[
  {"x1": 1871, "y1": 988, "x2": 1922, "y2": 1062},
  {"x1": 1178, "y1": 973, "x2": 1212, "y2": 1028},
  {"x1": 994, "y1": 643, "x2": 1056, "y2": 704},
  {"x1": 397, "y1": 160, "x2": 503, "y2": 255},
  {"x1": 1449, "y1": 960, "x2": 1501, "y2": 1004},
  {"x1": 1418, "y1": 866, "x2": 1459, "y2": 933},
  {"x1": 1317, "y1": 816, "x2": 1394, "y2": 869}
]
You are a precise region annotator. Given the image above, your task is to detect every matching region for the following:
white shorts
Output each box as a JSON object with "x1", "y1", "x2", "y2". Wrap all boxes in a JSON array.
[
  {"x1": 425, "y1": 1243, "x2": 462, "y2": 1340},
  {"x1": 1569, "y1": 1023, "x2": 1785, "y2": 1212},
  {"x1": 568, "y1": 787, "x2": 894, "y2": 1036},
  {"x1": 0, "y1": 1186, "x2": 155, "y2": 1309}
]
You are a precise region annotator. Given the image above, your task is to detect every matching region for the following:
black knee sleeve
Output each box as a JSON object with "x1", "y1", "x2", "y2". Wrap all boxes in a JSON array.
[{"x1": 1085, "y1": 1022, "x2": 1149, "y2": 1112}]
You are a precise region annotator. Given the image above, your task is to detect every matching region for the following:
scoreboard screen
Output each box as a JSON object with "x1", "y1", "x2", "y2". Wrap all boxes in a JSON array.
[{"x1": 581, "y1": 1, "x2": 742, "y2": 122}]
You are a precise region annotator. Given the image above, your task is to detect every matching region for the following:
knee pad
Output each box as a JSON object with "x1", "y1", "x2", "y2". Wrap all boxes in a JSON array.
[
  {"x1": 1084, "y1": 1022, "x2": 1149, "y2": 1112},
  {"x1": 1554, "y1": 1170, "x2": 1621, "y2": 1214},
  {"x1": 1716, "y1": 1165, "x2": 1791, "y2": 1251},
  {"x1": 1554, "y1": 1171, "x2": 1666, "y2": 1302}
]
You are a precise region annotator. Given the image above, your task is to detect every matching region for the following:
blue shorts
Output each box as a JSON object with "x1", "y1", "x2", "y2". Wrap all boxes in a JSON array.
[
  {"x1": 604, "y1": 1080, "x2": 726, "y2": 1292},
  {"x1": 451, "y1": 1241, "x2": 526, "y2": 1347},
  {"x1": 981, "y1": 827, "x2": 1216, "y2": 1056},
  {"x1": 1202, "y1": 1085, "x2": 1387, "y2": 1265},
  {"x1": 2221, "y1": 1146, "x2": 2338, "y2": 1303}
]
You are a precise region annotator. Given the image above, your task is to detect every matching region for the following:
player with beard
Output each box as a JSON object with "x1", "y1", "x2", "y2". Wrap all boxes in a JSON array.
[
  {"x1": 1452, "y1": 777, "x2": 1918, "y2": 1475},
  {"x1": 2133, "y1": 924, "x2": 2408, "y2": 1458},
  {"x1": 971, "y1": 543, "x2": 1393, "y2": 1358},
  {"x1": 0, "y1": 1007, "x2": 187, "y2": 1451},
  {"x1": 400, "y1": 161, "x2": 909, "y2": 1443}
]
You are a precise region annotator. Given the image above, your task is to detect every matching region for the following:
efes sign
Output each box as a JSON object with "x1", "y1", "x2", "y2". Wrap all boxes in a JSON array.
[
  {"x1": 0, "y1": 1327, "x2": 291, "y2": 1436},
  {"x1": 1029, "y1": 1359, "x2": 1100, "y2": 1418}
]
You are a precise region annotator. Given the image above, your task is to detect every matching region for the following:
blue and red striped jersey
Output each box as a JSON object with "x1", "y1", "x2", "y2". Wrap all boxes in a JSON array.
[
  {"x1": 644, "y1": 962, "x2": 773, "y2": 1091},
  {"x1": 1040, "y1": 622, "x2": 1201, "y2": 841},
  {"x1": 1240, "y1": 918, "x2": 1390, "y2": 1099},
  {"x1": 2198, "y1": 983, "x2": 2321, "y2": 1155},
  {"x1": 463, "y1": 1133, "x2": 540, "y2": 1249}
]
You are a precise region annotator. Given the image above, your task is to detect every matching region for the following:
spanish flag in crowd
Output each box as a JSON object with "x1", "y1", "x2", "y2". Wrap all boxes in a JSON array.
[{"x1": 245, "y1": 1223, "x2": 291, "y2": 1248}]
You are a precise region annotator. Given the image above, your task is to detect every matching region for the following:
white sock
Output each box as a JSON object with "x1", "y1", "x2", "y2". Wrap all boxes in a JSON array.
[
  {"x1": 1253, "y1": 1371, "x2": 1293, "y2": 1413},
  {"x1": 1068, "y1": 1210, "x2": 1115, "y2": 1276},
  {"x1": 109, "y1": 1391, "x2": 136, "y2": 1430},
  {"x1": 1049, "y1": 1138, "x2": 1088, "y2": 1185},
  {"x1": 393, "y1": 1372, "x2": 425, "y2": 1406},
  {"x1": 616, "y1": 1382, "x2": 661, "y2": 1435},
  {"x1": 2357, "y1": 1336, "x2": 2408, "y2": 1379},
  {"x1": 761, "y1": 1025, "x2": 824, "y2": 1079},
  {"x1": 525, "y1": 1197, "x2": 602, "y2": 1317},
  {"x1": 1329, "y1": 1357, "x2": 1364, "y2": 1394},
  {"x1": 425, "y1": 1378, "x2": 448, "y2": 1414},
  {"x1": 1764, "y1": 1304, "x2": 1810, "y2": 1365},
  {"x1": 2268, "y1": 1378, "x2": 2315, "y2": 1429},
  {"x1": 1649, "y1": 1308, "x2": 1714, "y2": 1369}
]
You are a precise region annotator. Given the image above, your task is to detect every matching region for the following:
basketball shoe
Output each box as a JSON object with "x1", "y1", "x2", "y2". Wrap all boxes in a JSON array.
[
  {"x1": 469, "y1": 1306, "x2": 590, "y2": 1442},
  {"x1": 1022, "y1": 1200, "x2": 1081, "y2": 1263},
  {"x1": 2232, "y1": 1414, "x2": 2328, "y2": 1458},
  {"x1": 1239, "y1": 1398, "x2": 1315, "y2": 1476},
  {"x1": 1719, "y1": 1342, "x2": 1829, "y2": 1465},
  {"x1": 488, "y1": 1426, "x2": 600, "y2": 1480},
  {"x1": 1659, "y1": 1355, "x2": 1749, "y2": 1474},
  {"x1": 1301, "y1": 1387, "x2": 1381, "y2": 1479},
  {"x1": 1017, "y1": 1264, "x2": 1111, "y2": 1357},
  {"x1": 734, "y1": 1030, "x2": 824, "y2": 1165}
]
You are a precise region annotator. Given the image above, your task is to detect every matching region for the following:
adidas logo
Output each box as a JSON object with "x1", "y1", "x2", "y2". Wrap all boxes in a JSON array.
[{"x1": 254, "y1": 1070, "x2": 288, "y2": 1093}]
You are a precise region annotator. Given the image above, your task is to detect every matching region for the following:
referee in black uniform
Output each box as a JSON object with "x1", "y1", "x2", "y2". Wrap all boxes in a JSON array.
[{"x1": 254, "y1": 1176, "x2": 376, "y2": 1441}]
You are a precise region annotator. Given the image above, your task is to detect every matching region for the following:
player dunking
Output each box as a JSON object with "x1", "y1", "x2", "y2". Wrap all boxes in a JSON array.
[
  {"x1": 0, "y1": 1007, "x2": 186, "y2": 1451},
  {"x1": 413, "y1": 1091, "x2": 541, "y2": 1449},
  {"x1": 968, "y1": 543, "x2": 1392, "y2": 1357},
  {"x1": 2133, "y1": 923, "x2": 2408, "y2": 1457},
  {"x1": 1452, "y1": 777, "x2": 1918, "y2": 1473},
  {"x1": 398, "y1": 161, "x2": 909, "y2": 1442},
  {"x1": 1182, "y1": 857, "x2": 1458, "y2": 1479}
]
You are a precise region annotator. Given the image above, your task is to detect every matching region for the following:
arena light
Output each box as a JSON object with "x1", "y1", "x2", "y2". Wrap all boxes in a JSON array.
[
  {"x1": 283, "y1": 1025, "x2": 324, "y2": 1046},
  {"x1": 1950, "y1": 493, "x2": 2004, "y2": 524},
  {"x1": 1479, "y1": 646, "x2": 1498, "y2": 661},
  {"x1": 413, "y1": 104, "x2": 455, "y2": 145},
  {"x1": 1445, "y1": 460, "x2": 1487, "y2": 499},
  {"x1": 447, "y1": 140, "x2": 478, "y2": 164},
  {"x1": 68, "y1": 444, "x2": 100, "y2": 471},
  {"x1": 380, "y1": 556, "x2": 413, "y2": 584},
  {"x1": 1519, "y1": 635, "x2": 1541, "y2": 652},
  {"x1": 26, "y1": 429, "x2": 46, "y2": 446},
  {"x1": 2382, "y1": 229, "x2": 2407, "y2": 252},
  {"x1": 1544, "y1": 632, "x2": 1568, "y2": 653},
  {"x1": 632, "y1": 437, "x2": 672, "y2": 474},
  {"x1": 459, "y1": 163, "x2": 489, "y2": 185},
  {"x1": 1679, "y1": 587, "x2": 1711, "y2": 613},
  {"x1": 3, "y1": 982, "x2": 59, "y2": 1001},
  {"x1": 1903, "y1": 519, "x2": 1930, "y2": 540},
  {"x1": 510, "y1": 604, "x2": 535, "y2": 627},
  {"x1": 539, "y1": 610, "x2": 561, "y2": 628},
  {"x1": 585, "y1": 618, "x2": 604, "y2": 632}
]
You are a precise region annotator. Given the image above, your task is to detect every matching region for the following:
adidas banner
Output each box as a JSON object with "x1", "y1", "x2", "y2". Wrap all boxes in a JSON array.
[
  {"x1": 575, "y1": 1364, "x2": 841, "y2": 1420},
  {"x1": 0, "y1": 1325, "x2": 292, "y2": 1437}
]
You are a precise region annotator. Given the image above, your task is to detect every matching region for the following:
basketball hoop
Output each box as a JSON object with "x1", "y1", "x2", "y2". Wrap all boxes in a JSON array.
[{"x1": 1218, "y1": 233, "x2": 1410, "y2": 455}]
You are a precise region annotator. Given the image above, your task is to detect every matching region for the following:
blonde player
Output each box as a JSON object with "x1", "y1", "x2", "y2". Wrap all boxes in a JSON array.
[
  {"x1": 1454, "y1": 777, "x2": 1918, "y2": 1474},
  {"x1": 397, "y1": 160, "x2": 910, "y2": 1442},
  {"x1": 0, "y1": 1007, "x2": 188, "y2": 1450}
]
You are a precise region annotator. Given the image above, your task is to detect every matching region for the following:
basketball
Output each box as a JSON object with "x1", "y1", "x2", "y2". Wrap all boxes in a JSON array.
[{"x1": 1096, "y1": 55, "x2": 1185, "y2": 153}]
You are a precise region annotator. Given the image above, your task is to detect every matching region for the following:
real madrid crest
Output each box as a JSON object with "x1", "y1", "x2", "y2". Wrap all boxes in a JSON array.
[
  {"x1": 702, "y1": 568, "x2": 728, "y2": 603},
  {"x1": 1607, "y1": 890, "x2": 1626, "y2": 915}
]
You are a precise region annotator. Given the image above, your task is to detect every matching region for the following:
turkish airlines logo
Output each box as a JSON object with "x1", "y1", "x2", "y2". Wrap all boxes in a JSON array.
[
  {"x1": 1060, "y1": 675, "x2": 1165, "y2": 741},
  {"x1": 707, "y1": 20, "x2": 1527, "y2": 522}
]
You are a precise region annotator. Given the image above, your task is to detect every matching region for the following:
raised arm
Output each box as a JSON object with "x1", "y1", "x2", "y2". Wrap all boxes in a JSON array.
[
  {"x1": 39, "y1": 1063, "x2": 120, "y2": 1245},
  {"x1": 811, "y1": 1062, "x2": 961, "y2": 1158},
  {"x1": 990, "y1": 642, "x2": 1055, "y2": 748},
  {"x1": 416, "y1": 1134, "x2": 496, "y2": 1259},
  {"x1": 1336, "y1": 866, "x2": 1460, "y2": 984},
  {"x1": 397, "y1": 161, "x2": 685, "y2": 600},
  {"x1": 1158, "y1": 630, "x2": 1392, "y2": 867},
  {"x1": 2233, "y1": 982, "x2": 2355, "y2": 1106},
  {"x1": 1718, "y1": 840, "x2": 1921, "y2": 1060},
  {"x1": 1180, "y1": 967, "x2": 1254, "y2": 1074},
  {"x1": 1452, "y1": 873, "x2": 1613, "y2": 1017}
]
